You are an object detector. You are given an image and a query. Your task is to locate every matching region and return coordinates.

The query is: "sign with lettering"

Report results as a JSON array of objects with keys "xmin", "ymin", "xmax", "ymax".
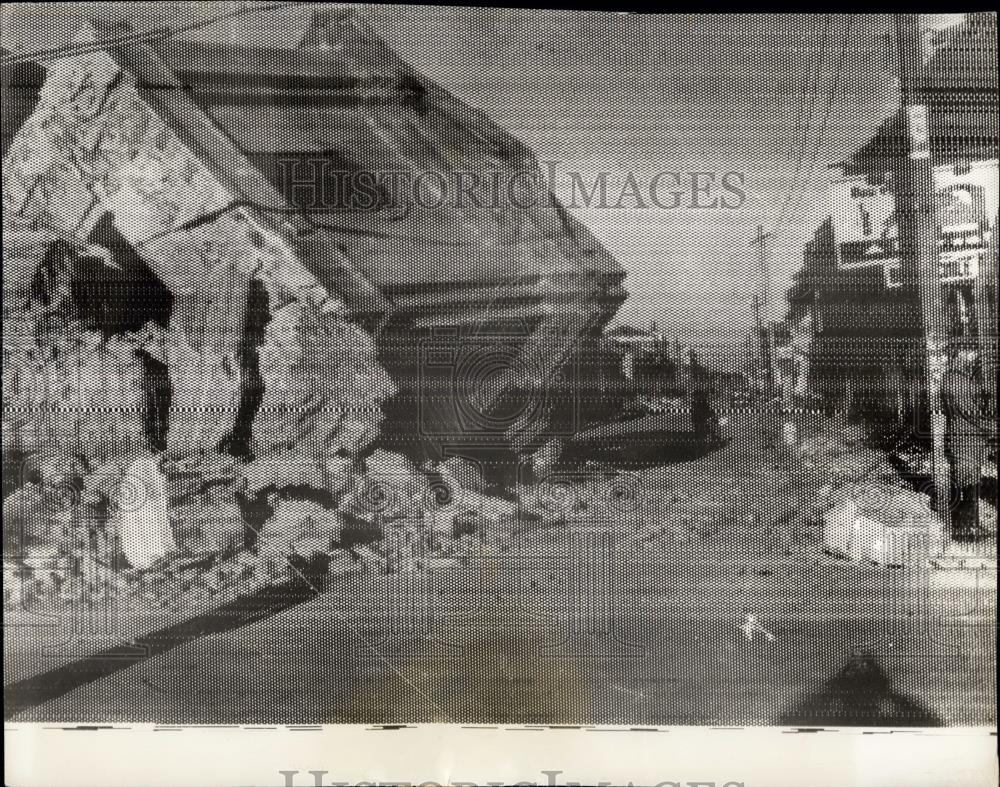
[
  {"xmin": 829, "ymin": 173, "xmax": 899, "ymax": 268},
  {"xmin": 935, "ymin": 159, "xmax": 998, "ymax": 281},
  {"xmin": 830, "ymin": 158, "xmax": 998, "ymax": 283}
]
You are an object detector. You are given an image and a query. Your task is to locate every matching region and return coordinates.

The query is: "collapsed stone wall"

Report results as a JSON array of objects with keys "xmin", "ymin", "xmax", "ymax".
[
  {"xmin": 2, "ymin": 44, "xmax": 537, "ymax": 613},
  {"xmin": 2, "ymin": 47, "xmax": 403, "ymax": 602}
]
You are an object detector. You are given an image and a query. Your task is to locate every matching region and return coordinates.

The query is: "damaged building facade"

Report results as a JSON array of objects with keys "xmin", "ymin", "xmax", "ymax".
[
  {"xmin": 787, "ymin": 13, "xmax": 998, "ymax": 425},
  {"xmin": 2, "ymin": 12, "xmax": 626, "ymax": 590},
  {"xmin": 782, "ymin": 13, "xmax": 998, "ymax": 547}
]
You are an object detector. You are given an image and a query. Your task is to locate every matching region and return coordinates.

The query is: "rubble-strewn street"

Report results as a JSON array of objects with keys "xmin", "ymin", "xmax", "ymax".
[{"xmin": 5, "ymin": 411, "xmax": 994, "ymax": 725}]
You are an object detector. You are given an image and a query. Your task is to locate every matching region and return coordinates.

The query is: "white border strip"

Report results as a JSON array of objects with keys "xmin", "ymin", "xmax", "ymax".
[{"xmin": 4, "ymin": 723, "xmax": 997, "ymax": 787}]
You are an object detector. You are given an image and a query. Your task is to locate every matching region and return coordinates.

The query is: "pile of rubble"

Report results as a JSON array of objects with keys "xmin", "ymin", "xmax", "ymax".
[
  {"xmin": 0, "ymin": 221, "xmax": 532, "ymax": 612},
  {"xmin": 2, "ymin": 445, "xmax": 524, "ymax": 614},
  {"xmin": 0, "ymin": 228, "xmax": 389, "ymax": 610},
  {"xmin": 796, "ymin": 424, "xmax": 897, "ymax": 485},
  {"xmin": 3, "ymin": 348, "xmax": 527, "ymax": 611},
  {"xmin": 821, "ymin": 481, "xmax": 936, "ymax": 566},
  {"xmin": 624, "ymin": 473, "xmax": 735, "ymax": 547},
  {"xmin": 2, "ymin": 323, "xmax": 523, "ymax": 612},
  {"xmin": 0, "ymin": 29, "xmax": 549, "ymax": 616},
  {"xmin": 790, "ymin": 423, "xmax": 946, "ymax": 566}
]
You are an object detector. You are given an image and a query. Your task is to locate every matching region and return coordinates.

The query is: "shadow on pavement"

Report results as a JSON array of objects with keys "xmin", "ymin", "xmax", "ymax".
[
  {"xmin": 4, "ymin": 577, "xmax": 321, "ymax": 720},
  {"xmin": 779, "ymin": 655, "xmax": 944, "ymax": 727}
]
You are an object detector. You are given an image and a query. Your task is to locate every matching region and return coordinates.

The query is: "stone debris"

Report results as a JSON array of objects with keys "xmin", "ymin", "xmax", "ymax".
[
  {"xmin": 439, "ymin": 456, "xmax": 487, "ymax": 495},
  {"xmin": 788, "ymin": 424, "xmax": 944, "ymax": 566},
  {"xmin": 528, "ymin": 439, "xmax": 564, "ymax": 483},
  {"xmin": 0, "ymin": 40, "xmax": 409, "ymax": 612},
  {"xmin": 258, "ymin": 497, "xmax": 345, "ymax": 560},
  {"xmin": 823, "ymin": 483, "xmax": 936, "ymax": 566},
  {"xmin": 113, "ymin": 454, "xmax": 177, "ymax": 570},
  {"xmin": 2, "ymin": 441, "xmax": 524, "ymax": 612},
  {"xmin": 2, "ymin": 482, "xmax": 50, "ymax": 556},
  {"xmin": 358, "ymin": 448, "xmax": 426, "ymax": 518},
  {"xmin": 797, "ymin": 430, "xmax": 894, "ymax": 483}
]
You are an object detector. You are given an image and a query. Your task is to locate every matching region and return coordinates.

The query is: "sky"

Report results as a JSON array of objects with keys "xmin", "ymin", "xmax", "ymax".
[{"xmin": 1, "ymin": 4, "xmax": 903, "ymax": 353}]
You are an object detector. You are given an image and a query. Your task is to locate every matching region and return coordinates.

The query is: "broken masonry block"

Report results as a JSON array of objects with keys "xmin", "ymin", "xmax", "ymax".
[{"xmin": 111, "ymin": 454, "xmax": 177, "ymax": 570}]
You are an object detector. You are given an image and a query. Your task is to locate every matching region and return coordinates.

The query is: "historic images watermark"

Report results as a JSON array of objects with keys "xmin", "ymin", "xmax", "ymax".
[
  {"xmin": 274, "ymin": 159, "xmax": 747, "ymax": 213},
  {"xmin": 277, "ymin": 772, "xmax": 746, "ymax": 787}
]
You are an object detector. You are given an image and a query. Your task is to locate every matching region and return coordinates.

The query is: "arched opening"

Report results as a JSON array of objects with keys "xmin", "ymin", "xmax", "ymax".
[{"xmin": 29, "ymin": 212, "xmax": 175, "ymax": 451}]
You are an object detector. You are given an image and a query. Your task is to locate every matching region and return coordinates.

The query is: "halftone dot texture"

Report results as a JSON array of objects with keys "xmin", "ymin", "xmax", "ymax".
[{"xmin": 2, "ymin": 5, "xmax": 996, "ymax": 728}]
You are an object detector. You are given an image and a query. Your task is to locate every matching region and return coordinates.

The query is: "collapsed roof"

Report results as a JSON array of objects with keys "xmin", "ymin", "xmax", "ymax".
[
  {"xmin": 3, "ymin": 9, "xmax": 628, "ymax": 456},
  {"xmin": 143, "ymin": 9, "xmax": 626, "ymax": 330}
]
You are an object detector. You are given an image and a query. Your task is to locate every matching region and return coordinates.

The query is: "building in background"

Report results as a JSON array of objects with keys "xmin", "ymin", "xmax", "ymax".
[
  {"xmin": 605, "ymin": 323, "xmax": 737, "ymax": 411},
  {"xmin": 787, "ymin": 13, "xmax": 998, "ymax": 436}
]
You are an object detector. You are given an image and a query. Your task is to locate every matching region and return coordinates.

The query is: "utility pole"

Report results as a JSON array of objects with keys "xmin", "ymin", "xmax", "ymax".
[
  {"xmin": 894, "ymin": 13, "xmax": 951, "ymax": 552},
  {"xmin": 750, "ymin": 293, "xmax": 762, "ymax": 400},
  {"xmin": 976, "ymin": 219, "xmax": 998, "ymax": 410},
  {"xmin": 750, "ymin": 225, "xmax": 776, "ymax": 402}
]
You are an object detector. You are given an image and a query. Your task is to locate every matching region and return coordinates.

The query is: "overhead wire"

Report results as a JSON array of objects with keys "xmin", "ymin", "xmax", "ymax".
[
  {"xmin": 0, "ymin": 2, "xmax": 310, "ymax": 66},
  {"xmin": 785, "ymin": 15, "xmax": 856, "ymax": 227},
  {"xmin": 771, "ymin": 13, "xmax": 832, "ymax": 235},
  {"xmin": 766, "ymin": 15, "xmax": 854, "ymax": 327}
]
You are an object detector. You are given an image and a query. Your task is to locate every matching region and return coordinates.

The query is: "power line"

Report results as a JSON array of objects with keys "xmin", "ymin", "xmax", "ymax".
[
  {"xmin": 771, "ymin": 13, "xmax": 832, "ymax": 235},
  {"xmin": 727, "ymin": 21, "xmax": 823, "ymax": 337},
  {"xmin": 784, "ymin": 15, "xmax": 819, "ymax": 165},
  {"xmin": 764, "ymin": 14, "xmax": 855, "ymax": 336},
  {"xmin": 773, "ymin": 13, "xmax": 830, "ymax": 232},
  {"xmin": 785, "ymin": 15, "xmax": 855, "ymax": 227},
  {"xmin": 0, "ymin": 2, "xmax": 309, "ymax": 67}
]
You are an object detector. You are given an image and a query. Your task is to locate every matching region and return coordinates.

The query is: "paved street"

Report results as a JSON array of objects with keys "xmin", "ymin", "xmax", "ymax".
[{"xmin": 4, "ymin": 414, "xmax": 996, "ymax": 726}]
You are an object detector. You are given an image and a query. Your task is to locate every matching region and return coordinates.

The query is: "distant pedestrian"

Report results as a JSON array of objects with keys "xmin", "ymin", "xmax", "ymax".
[{"xmin": 691, "ymin": 390, "xmax": 720, "ymax": 444}]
